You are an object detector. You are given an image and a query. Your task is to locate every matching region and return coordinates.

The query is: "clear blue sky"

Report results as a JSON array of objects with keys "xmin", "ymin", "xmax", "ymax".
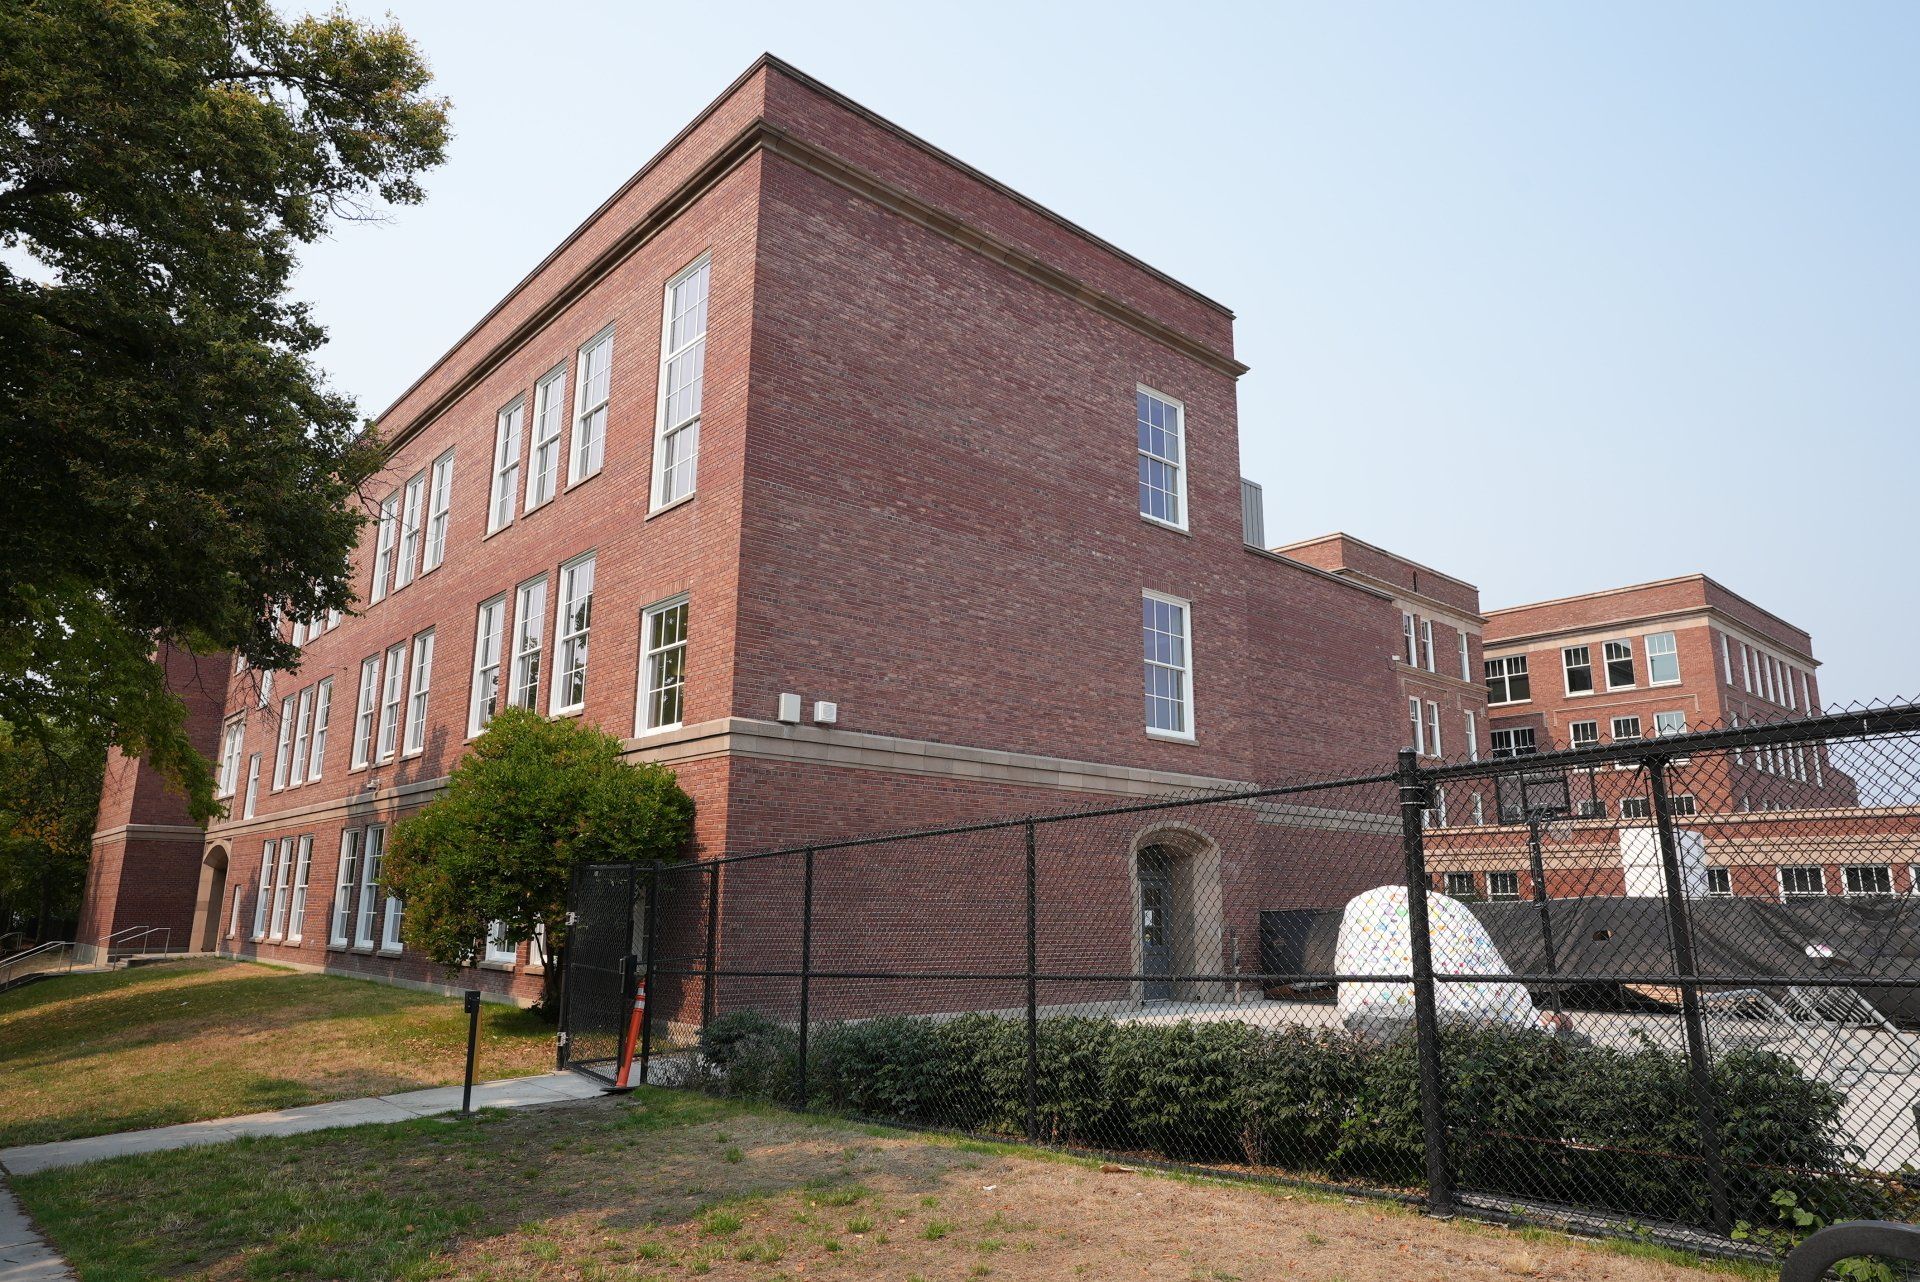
[{"xmin": 296, "ymin": 1, "xmax": 1918, "ymax": 706}]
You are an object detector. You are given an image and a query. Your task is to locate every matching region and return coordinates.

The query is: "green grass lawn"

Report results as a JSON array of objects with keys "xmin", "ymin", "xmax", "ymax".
[
  {"xmin": 0, "ymin": 959, "xmax": 554, "ymax": 1147},
  {"xmin": 9, "ymin": 1088, "xmax": 1755, "ymax": 1282}
]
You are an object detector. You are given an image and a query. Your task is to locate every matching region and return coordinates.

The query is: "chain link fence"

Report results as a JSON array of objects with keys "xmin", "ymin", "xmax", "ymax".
[{"xmin": 564, "ymin": 701, "xmax": 1920, "ymax": 1256}]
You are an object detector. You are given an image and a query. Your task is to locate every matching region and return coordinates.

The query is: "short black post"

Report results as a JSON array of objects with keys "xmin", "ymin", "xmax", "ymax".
[
  {"xmin": 460, "ymin": 988, "xmax": 482, "ymax": 1116},
  {"xmin": 796, "ymin": 847, "xmax": 814, "ymax": 1111},
  {"xmin": 1024, "ymin": 820, "xmax": 1039, "ymax": 1143},
  {"xmin": 638, "ymin": 861, "xmax": 661, "ymax": 1086},
  {"xmin": 1647, "ymin": 756, "xmax": 1733, "ymax": 1235},
  {"xmin": 1396, "ymin": 748, "xmax": 1454, "ymax": 1217}
]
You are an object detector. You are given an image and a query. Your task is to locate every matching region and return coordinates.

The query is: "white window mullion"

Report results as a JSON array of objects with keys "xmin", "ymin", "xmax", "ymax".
[
  {"xmin": 654, "ymin": 259, "xmax": 710, "ymax": 508},
  {"xmin": 251, "ymin": 840, "xmax": 274, "ymax": 940},
  {"xmin": 404, "ymin": 628, "xmax": 435, "ymax": 755},
  {"xmin": 355, "ymin": 826, "xmax": 385, "ymax": 949},
  {"xmin": 268, "ymin": 837, "xmax": 294, "ymax": 939},
  {"xmin": 470, "ymin": 595, "xmax": 506, "ymax": 735}
]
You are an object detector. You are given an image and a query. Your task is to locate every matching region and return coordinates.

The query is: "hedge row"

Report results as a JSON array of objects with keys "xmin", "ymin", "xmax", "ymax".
[{"xmin": 698, "ymin": 1010, "xmax": 1890, "ymax": 1228}]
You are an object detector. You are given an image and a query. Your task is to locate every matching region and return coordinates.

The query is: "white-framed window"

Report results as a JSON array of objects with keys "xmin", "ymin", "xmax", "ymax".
[
  {"xmin": 1562, "ymin": 645, "xmax": 1594, "ymax": 695},
  {"xmin": 1464, "ymin": 710, "xmax": 1478, "ymax": 761},
  {"xmin": 326, "ymin": 607, "xmax": 341, "ymax": 631},
  {"xmin": 1779, "ymin": 865, "xmax": 1826, "ymax": 898},
  {"xmin": 1670, "ymin": 793, "xmax": 1698, "ymax": 815},
  {"xmin": 1485, "ymin": 655, "xmax": 1529, "ymax": 704},
  {"xmin": 330, "ymin": 830, "xmax": 360, "ymax": 948},
  {"xmin": 242, "ymin": 753, "xmax": 261, "ymax": 820},
  {"xmin": 527, "ymin": 363, "xmax": 568, "ymax": 509},
  {"xmin": 1426, "ymin": 701, "xmax": 1442, "ymax": 758},
  {"xmin": 654, "ymin": 260, "xmax": 709, "ymax": 507},
  {"xmin": 271, "ymin": 695, "xmax": 295, "ymax": 790},
  {"xmin": 1487, "ymin": 871, "xmax": 1520, "ymax": 901},
  {"xmin": 380, "ymin": 887, "xmax": 404, "ymax": 954},
  {"xmin": 552, "ymin": 553, "xmax": 596, "ymax": 713},
  {"xmin": 228, "ymin": 883, "xmax": 246, "ymax": 940},
  {"xmin": 1142, "ymin": 590, "xmax": 1194, "ymax": 740},
  {"xmin": 351, "ymin": 655, "xmax": 380, "ymax": 769},
  {"xmin": 395, "ymin": 471, "xmax": 426, "ymax": 590},
  {"xmin": 1621, "ymin": 796, "xmax": 1651, "ymax": 819},
  {"xmin": 574, "ymin": 325, "xmax": 615, "ymax": 486},
  {"xmin": 1408, "ymin": 696, "xmax": 1425, "ymax": 755},
  {"xmin": 291, "ymin": 618, "xmax": 306, "ymax": 648},
  {"xmin": 1706, "ymin": 867, "xmax": 1732, "ymax": 897},
  {"xmin": 256, "ymin": 668, "xmax": 273, "ymax": 709},
  {"xmin": 1604, "ymin": 639, "xmax": 1635, "ymax": 689},
  {"xmin": 470, "ymin": 594, "xmax": 506, "ymax": 735},
  {"xmin": 1443, "ymin": 872, "xmax": 1478, "ymax": 899},
  {"xmin": 1845, "ymin": 865, "xmax": 1893, "ymax": 897},
  {"xmin": 370, "ymin": 491, "xmax": 400, "ymax": 604},
  {"xmin": 1420, "ymin": 620, "xmax": 1435, "ymax": 673},
  {"xmin": 1611, "ymin": 716, "xmax": 1643, "ymax": 742},
  {"xmin": 1458, "ymin": 632, "xmax": 1471, "ymax": 682},
  {"xmin": 1718, "ymin": 632, "xmax": 1732, "ymax": 685},
  {"xmin": 307, "ymin": 678, "xmax": 331, "ymax": 781},
  {"xmin": 1740, "ymin": 644, "xmax": 1753, "ymax": 693},
  {"xmin": 251, "ymin": 840, "xmax": 274, "ymax": 940},
  {"xmin": 1647, "ymin": 631, "xmax": 1680, "ymax": 685},
  {"xmin": 403, "ymin": 629, "xmax": 435, "ymax": 755},
  {"xmin": 1654, "ymin": 710, "xmax": 1687, "ymax": 738},
  {"xmin": 269, "ymin": 837, "xmax": 295, "ymax": 939},
  {"xmin": 1402, "ymin": 612, "xmax": 1417, "ymax": 665},
  {"xmin": 424, "ymin": 449, "xmax": 455, "ymax": 572},
  {"xmin": 1577, "ymin": 799, "xmax": 1606, "ymax": 819},
  {"xmin": 638, "ymin": 596, "xmax": 690, "ymax": 733},
  {"xmin": 217, "ymin": 717, "xmax": 246, "ymax": 798},
  {"xmin": 1135, "ymin": 386, "xmax": 1186, "ymax": 530},
  {"xmin": 1570, "ymin": 719, "xmax": 1599, "ymax": 749},
  {"xmin": 287, "ymin": 836, "xmax": 312, "ymax": 943},
  {"xmin": 376, "ymin": 640, "xmax": 408, "ymax": 761},
  {"xmin": 490, "ymin": 396, "xmax": 524, "ymax": 533},
  {"xmin": 1490, "ymin": 727, "xmax": 1536, "ymax": 759},
  {"xmin": 355, "ymin": 826, "xmax": 385, "ymax": 948},
  {"xmin": 289, "ymin": 686, "xmax": 314, "ymax": 786},
  {"xmin": 1471, "ymin": 793, "xmax": 1485, "ymax": 825},
  {"xmin": 510, "ymin": 577, "xmax": 547, "ymax": 711},
  {"xmin": 484, "ymin": 921, "xmax": 519, "ymax": 967},
  {"xmin": 1422, "ymin": 785, "xmax": 1447, "ymax": 829},
  {"xmin": 1797, "ymin": 669, "xmax": 1811, "ymax": 713}
]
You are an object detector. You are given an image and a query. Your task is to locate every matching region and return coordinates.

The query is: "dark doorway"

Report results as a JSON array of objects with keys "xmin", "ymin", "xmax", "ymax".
[{"xmin": 1139, "ymin": 847, "xmax": 1175, "ymax": 1001}]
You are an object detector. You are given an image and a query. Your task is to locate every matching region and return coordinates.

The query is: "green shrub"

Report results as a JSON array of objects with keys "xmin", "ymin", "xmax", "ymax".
[
  {"xmin": 701, "ymin": 1008, "xmax": 1866, "ymax": 1230},
  {"xmin": 1103, "ymin": 1020, "xmax": 1256, "ymax": 1161}
]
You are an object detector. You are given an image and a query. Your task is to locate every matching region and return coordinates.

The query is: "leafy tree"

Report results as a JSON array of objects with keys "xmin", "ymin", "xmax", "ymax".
[
  {"xmin": 0, "ymin": 0, "xmax": 451, "ymax": 821},
  {"xmin": 0, "ymin": 718, "xmax": 104, "ymax": 942},
  {"xmin": 384, "ymin": 708, "xmax": 696, "ymax": 1009}
]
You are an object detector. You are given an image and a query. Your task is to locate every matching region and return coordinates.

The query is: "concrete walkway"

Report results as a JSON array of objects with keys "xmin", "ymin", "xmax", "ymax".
[
  {"xmin": 0, "ymin": 1070, "xmax": 603, "ymax": 1178},
  {"xmin": 1, "ymin": 1183, "xmax": 71, "ymax": 1282}
]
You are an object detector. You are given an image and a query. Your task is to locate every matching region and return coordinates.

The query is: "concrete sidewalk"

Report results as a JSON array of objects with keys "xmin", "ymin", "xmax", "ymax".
[{"xmin": 0, "ymin": 1070, "xmax": 604, "ymax": 1178}]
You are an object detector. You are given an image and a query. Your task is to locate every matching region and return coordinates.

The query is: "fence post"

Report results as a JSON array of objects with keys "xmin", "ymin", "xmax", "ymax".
[
  {"xmin": 797, "ymin": 846, "xmax": 814, "ymax": 1112},
  {"xmin": 638, "ymin": 860, "xmax": 661, "ymax": 1086},
  {"xmin": 1396, "ymin": 747, "xmax": 1454, "ymax": 1217},
  {"xmin": 703, "ymin": 860, "xmax": 721, "ymax": 1031},
  {"xmin": 1024, "ymin": 820, "xmax": 1039, "ymax": 1143},
  {"xmin": 1647, "ymin": 756, "xmax": 1733, "ymax": 1235}
]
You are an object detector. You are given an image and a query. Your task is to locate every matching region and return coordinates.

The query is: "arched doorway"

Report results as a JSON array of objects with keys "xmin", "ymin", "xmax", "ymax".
[
  {"xmin": 191, "ymin": 846, "xmax": 229, "ymax": 952},
  {"xmin": 1129, "ymin": 825, "xmax": 1223, "ymax": 1006}
]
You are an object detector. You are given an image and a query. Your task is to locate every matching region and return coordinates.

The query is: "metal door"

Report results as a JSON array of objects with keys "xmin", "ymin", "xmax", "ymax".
[{"xmin": 1140, "ymin": 850, "xmax": 1174, "ymax": 1001}]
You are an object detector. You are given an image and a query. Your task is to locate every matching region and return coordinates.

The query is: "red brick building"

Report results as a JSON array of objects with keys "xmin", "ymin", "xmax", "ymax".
[{"xmin": 79, "ymin": 57, "xmax": 1417, "ymax": 1000}]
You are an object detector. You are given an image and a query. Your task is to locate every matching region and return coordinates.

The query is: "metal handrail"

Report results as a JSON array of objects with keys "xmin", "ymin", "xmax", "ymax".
[
  {"xmin": 1780, "ymin": 1220, "xmax": 1920, "ymax": 1282},
  {"xmin": 104, "ymin": 926, "xmax": 172, "ymax": 958},
  {"xmin": 0, "ymin": 940, "xmax": 77, "ymax": 989}
]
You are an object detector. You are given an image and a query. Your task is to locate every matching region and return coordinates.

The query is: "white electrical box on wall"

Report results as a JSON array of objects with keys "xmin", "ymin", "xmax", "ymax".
[
  {"xmin": 813, "ymin": 701, "xmax": 838, "ymax": 725},
  {"xmin": 777, "ymin": 692, "xmax": 802, "ymax": 723}
]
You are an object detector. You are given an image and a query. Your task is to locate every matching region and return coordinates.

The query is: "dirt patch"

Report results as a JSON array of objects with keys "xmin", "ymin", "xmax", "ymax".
[{"xmin": 15, "ymin": 1086, "xmax": 1750, "ymax": 1282}]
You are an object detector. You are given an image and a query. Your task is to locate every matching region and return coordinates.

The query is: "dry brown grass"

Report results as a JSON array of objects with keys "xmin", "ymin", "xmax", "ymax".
[
  {"xmin": 14, "ymin": 1088, "xmax": 1758, "ymax": 1281},
  {"xmin": 0, "ymin": 958, "xmax": 553, "ymax": 1146}
]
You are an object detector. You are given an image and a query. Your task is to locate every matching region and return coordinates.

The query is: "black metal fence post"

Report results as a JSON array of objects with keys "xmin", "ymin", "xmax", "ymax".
[
  {"xmin": 1646, "ymin": 756, "xmax": 1733, "ymax": 1235},
  {"xmin": 703, "ymin": 860, "xmax": 721, "ymax": 1030},
  {"xmin": 1024, "ymin": 820, "xmax": 1039, "ymax": 1143},
  {"xmin": 460, "ymin": 988, "xmax": 481, "ymax": 1115},
  {"xmin": 1397, "ymin": 747, "xmax": 1454, "ymax": 1217},
  {"xmin": 797, "ymin": 846, "xmax": 814, "ymax": 1111},
  {"xmin": 638, "ymin": 860, "xmax": 661, "ymax": 1086}
]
